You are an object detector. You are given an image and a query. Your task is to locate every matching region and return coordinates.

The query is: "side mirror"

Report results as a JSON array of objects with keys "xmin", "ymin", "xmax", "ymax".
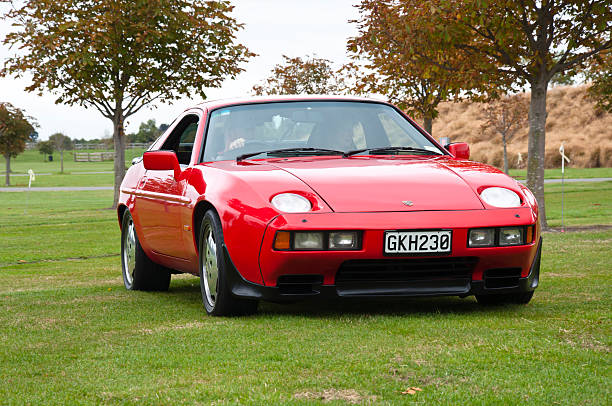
[
  {"xmin": 445, "ymin": 142, "xmax": 470, "ymax": 160},
  {"xmin": 143, "ymin": 150, "xmax": 181, "ymax": 179}
]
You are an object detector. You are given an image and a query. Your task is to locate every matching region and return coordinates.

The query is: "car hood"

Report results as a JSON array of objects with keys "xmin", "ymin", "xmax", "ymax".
[{"xmin": 265, "ymin": 156, "xmax": 489, "ymax": 212}]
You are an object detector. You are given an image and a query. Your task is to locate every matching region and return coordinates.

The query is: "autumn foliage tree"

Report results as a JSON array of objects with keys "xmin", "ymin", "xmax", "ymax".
[
  {"xmin": 2, "ymin": 0, "xmax": 253, "ymax": 207},
  {"xmin": 253, "ymin": 55, "xmax": 348, "ymax": 96},
  {"xmin": 481, "ymin": 95, "xmax": 529, "ymax": 175},
  {"xmin": 347, "ymin": 0, "xmax": 506, "ymax": 134},
  {"xmin": 0, "ymin": 103, "xmax": 36, "ymax": 186},
  {"xmin": 376, "ymin": 0, "xmax": 611, "ymax": 229},
  {"xmin": 586, "ymin": 50, "xmax": 612, "ymax": 113}
]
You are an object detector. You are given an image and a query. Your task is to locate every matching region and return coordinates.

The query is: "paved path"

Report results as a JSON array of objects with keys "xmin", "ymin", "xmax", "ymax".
[
  {"xmin": 7, "ymin": 171, "xmax": 113, "ymax": 176},
  {"xmin": 1, "ymin": 178, "xmax": 611, "ymax": 192}
]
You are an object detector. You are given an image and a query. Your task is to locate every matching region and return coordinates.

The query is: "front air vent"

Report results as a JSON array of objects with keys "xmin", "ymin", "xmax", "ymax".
[{"xmin": 483, "ymin": 268, "xmax": 521, "ymax": 289}]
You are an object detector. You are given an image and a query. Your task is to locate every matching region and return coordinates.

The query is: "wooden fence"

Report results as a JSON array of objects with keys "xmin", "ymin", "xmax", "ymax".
[{"xmin": 74, "ymin": 152, "xmax": 115, "ymax": 162}]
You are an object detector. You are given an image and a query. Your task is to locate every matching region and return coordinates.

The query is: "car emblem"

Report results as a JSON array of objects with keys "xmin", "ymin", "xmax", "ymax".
[{"xmin": 402, "ymin": 200, "xmax": 414, "ymax": 206}]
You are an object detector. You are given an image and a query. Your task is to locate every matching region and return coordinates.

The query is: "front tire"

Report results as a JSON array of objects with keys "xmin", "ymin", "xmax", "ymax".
[
  {"xmin": 198, "ymin": 210, "xmax": 257, "ymax": 316},
  {"xmin": 476, "ymin": 291, "xmax": 534, "ymax": 305},
  {"xmin": 121, "ymin": 210, "xmax": 171, "ymax": 291}
]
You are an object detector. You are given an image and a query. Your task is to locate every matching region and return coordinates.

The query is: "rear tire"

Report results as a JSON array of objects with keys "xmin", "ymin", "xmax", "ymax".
[
  {"xmin": 121, "ymin": 210, "xmax": 171, "ymax": 291},
  {"xmin": 198, "ymin": 210, "xmax": 258, "ymax": 316},
  {"xmin": 476, "ymin": 291, "xmax": 534, "ymax": 305}
]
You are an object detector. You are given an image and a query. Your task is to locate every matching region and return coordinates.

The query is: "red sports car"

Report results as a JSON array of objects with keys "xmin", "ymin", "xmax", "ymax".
[{"xmin": 118, "ymin": 96, "xmax": 541, "ymax": 316}]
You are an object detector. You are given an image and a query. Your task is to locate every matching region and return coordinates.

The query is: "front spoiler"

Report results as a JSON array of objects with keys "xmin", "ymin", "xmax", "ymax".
[{"xmin": 223, "ymin": 237, "xmax": 542, "ymax": 302}]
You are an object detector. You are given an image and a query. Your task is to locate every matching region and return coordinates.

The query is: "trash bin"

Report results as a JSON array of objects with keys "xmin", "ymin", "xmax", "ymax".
[{"xmin": 48, "ymin": 155, "xmax": 53, "ymax": 162}]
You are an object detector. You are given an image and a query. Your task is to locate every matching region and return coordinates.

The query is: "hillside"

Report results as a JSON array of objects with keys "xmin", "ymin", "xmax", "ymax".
[{"xmin": 432, "ymin": 85, "xmax": 612, "ymax": 169}]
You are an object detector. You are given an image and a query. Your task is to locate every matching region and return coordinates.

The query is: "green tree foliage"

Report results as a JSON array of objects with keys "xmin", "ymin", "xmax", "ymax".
[
  {"xmin": 253, "ymin": 55, "xmax": 348, "ymax": 96},
  {"xmin": 2, "ymin": 0, "xmax": 254, "ymax": 207},
  {"xmin": 49, "ymin": 132, "xmax": 73, "ymax": 173},
  {"xmin": 0, "ymin": 103, "xmax": 36, "ymax": 186},
  {"xmin": 37, "ymin": 140, "xmax": 55, "ymax": 161},
  {"xmin": 127, "ymin": 119, "xmax": 162, "ymax": 144},
  {"xmin": 347, "ymin": 0, "xmax": 504, "ymax": 134},
  {"xmin": 387, "ymin": 0, "xmax": 611, "ymax": 228}
]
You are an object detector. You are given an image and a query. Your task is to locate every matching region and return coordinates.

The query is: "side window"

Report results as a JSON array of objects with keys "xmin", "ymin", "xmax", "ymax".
[{"xmin": 160, "ymin": 114, "xmax": 199, "ymax": 165}]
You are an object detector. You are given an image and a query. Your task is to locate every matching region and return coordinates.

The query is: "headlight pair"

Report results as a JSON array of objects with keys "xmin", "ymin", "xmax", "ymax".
[
  {"xmin": 274, "ymin": 231, "xmax": 361, "ymax": 251},
  {"xmin": 468, "ymin": 225, "xmax": 535, "ymax": 247}
]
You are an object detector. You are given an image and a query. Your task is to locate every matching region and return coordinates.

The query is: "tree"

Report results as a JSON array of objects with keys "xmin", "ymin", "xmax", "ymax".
[
  {"xmin": 586, "ymin": 50, "xmax": 612, "ymax": 113},
  {"xmin": 49, "ymin": 132, "xmax": 73, "ymax": 173},
  {"xmin": 394, "ymin": 0, "xmax": 611, "ymax": 229},
  {"xmin": 131, "ymin": 119, "xmax": 161, "ymax": 144},
  {"xmin": 253, "ymin": 55, "xmax": 347, "ymax": 96},
  {"xmin": 347, "ymin": 1, "xmax": 506, "ymax": 134},
  {"xmin": 37, "ymin": 140, "xmax": 55, "ymax": 161},
  {"xmin": 0, "ymin": 103, "xmax": 36, "ymax": 186},
  {"xmin": 481, "ymin": 95, "xmax": 529, "ymax": 174},
  {"xmin": 2, "ymin": 0, "xmax": 254, "ymax": 207}
]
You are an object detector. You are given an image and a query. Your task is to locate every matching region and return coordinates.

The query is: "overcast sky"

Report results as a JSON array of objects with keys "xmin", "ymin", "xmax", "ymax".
[{"xmin": 0, "ymin": 1, "xmax": 361, "ymax": 140}]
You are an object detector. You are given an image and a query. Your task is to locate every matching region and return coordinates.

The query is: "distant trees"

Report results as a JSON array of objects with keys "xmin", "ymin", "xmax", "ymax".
[
  {"xmin": 481, "ymin": 96, "xmax": 529, "ymax": 175},
  {"xmin": 359, "ymin": 0, "xmax": 611, "ymax": 229},
  {"xmin": 37, "ymin": 140, "xmax": 54, "ymax": 161},
  {"xmin": 49, "ymin": 133, "xmax": 73, "ymax": 173},
  {"xmin": 253, "ymin": 55, "xmax": 348, "ymax": 96},
  {"xmin": 127, "ymin": 119, "xmax": 163, "ymax": 144},
  {"xmin": 0, "ymin": 103, "xmax": 36, "ymax": 186},
  {"xmin": 2, "ymin": 0, "xmax": 254, "ymax": 207}
]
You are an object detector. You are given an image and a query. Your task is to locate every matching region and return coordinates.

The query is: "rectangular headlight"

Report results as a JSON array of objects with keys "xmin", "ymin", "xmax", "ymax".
[
  {"xmin": 293, "ymin": 232, "xmax": 324, "ymax": 250},
  {"xmin": 468, "ymin": 228, "xmax": 495, "ymax": 247},
  {"xmin": 329, "ymin": 231, "xmax": 358, "ymax": 250},
  {"xmin": 499, "ymin": 227, "xmax": 523, "ymax": 246}
]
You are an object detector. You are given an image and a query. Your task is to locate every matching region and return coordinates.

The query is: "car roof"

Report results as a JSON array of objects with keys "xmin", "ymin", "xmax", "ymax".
[{"xmin": 193, "ymin": 94, "xmax": 390, "ymax": 111}]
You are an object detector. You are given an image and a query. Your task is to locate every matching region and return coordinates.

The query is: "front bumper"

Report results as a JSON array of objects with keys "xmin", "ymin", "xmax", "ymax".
[
  {"xmin": 223, "ymin": 237, "xmax": 541, "ymax": 302},
  {"xmin": 226, "ymin": 208, "xmax": 541, "ymax": 302}
]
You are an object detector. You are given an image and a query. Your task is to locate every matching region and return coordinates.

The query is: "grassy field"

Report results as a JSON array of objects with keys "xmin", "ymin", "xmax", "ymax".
[
  {"xmin": 508, "ymin": 167, "xmax": 612, "ymax": 180},
  {"xmin": 3, "ymin": 149, "xmax": 145, "ymax": 187},
  {"xmin": 0, "ymin": 182, "xmax": 610, "ymax": 404}
]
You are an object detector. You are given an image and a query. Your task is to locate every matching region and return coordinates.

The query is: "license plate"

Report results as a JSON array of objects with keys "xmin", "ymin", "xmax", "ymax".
[{"xmin": 384, "ymin": 230, "xmax": 452, "ymax": 254}]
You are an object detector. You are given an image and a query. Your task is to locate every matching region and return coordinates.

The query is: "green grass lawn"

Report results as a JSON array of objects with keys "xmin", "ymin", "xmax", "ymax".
[
  {"xmin": 509, "ymin": 167, "xmax": 612, "ymax": 179},
  {"xmin": 0, "ymin": 186, "xmax": 610, "ymax": 404}
]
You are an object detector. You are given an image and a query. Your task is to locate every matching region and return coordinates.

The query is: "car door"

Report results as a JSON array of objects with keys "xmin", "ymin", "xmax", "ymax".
[{"xmin": 135, "ymin": 113, "xmax": 200, "ymax": 260}]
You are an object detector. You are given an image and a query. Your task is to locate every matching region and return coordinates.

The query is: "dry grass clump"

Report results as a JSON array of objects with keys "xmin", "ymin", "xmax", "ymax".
[{"xmin": 432, "ymin": 85, "xmax": 612, "ymax": 169}]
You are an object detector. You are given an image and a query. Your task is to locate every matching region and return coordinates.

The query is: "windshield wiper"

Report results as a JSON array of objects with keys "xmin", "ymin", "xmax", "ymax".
[
  {"xmin": 237, "ymin": 147, "xmax": 345, "ymax": 162},
  {"xmin": 343, "ymin": 146, "xmax": 443, "ymax": 157}
]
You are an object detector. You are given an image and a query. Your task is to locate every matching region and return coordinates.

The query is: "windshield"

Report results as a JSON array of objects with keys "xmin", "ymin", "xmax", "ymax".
[{"xmin": 202, "ymin": 101, "xmax": 443, "ymax": 162}]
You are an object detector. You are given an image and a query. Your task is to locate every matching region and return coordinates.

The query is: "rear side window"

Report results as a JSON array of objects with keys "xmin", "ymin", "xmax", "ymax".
[{"xmin": 160, "ymin": 114, "xmax": 199, "ymax": 165}]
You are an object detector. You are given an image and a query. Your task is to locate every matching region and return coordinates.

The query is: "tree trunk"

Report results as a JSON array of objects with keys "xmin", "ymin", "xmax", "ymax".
[
  {"xmin": 526, "ymin": 79, "xmax": 548, "ymax": 229},
  {"xmin": 112, "ymin": 110, "xmax": 127, "ymax": 209},
  {"xmin": 502, "ymin": 134, "xmax": 509, "ymax": 175},
  {"xmin": 423, "ymin": 116, "xmax": 433, "ymax": 135},
  {"xmin": 4, "ymin": 154, "xmax": 10, "ymax": 186},
  {"xmin": 60, "ymin": 149, "xmax": 64, "ymax": 174}
]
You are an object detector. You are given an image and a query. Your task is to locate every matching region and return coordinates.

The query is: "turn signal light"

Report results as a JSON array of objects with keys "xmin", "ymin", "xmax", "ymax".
[
  {"xmin": 274, "ymin": 231, "xmax": 291, "ymax": 250},
  {"xmin": 526, "ymin": 225, "xmax": 534, "ymax": 243}
]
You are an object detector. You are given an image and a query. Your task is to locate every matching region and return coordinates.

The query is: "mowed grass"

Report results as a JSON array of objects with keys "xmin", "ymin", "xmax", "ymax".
[
  {"xmin": 509, "ymin": 167, "xmax": 612, "ymax": 180},
  {"xmin": 545, "ymin": 181, "xmax": 612, "ymax": 227},
  {"xmin": 0, "ymin": 187, "xmax": 610, "ymax": 404}
]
